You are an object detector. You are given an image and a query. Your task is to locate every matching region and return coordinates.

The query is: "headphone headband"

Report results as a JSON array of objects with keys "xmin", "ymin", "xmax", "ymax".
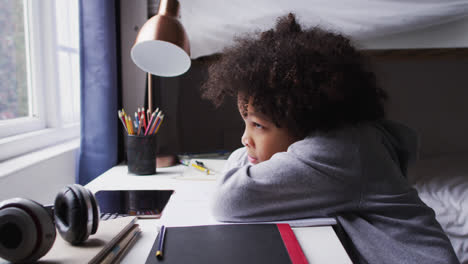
[{"xmin": 0, "ymin": 184, "xmax": 100, "ymax": 262}]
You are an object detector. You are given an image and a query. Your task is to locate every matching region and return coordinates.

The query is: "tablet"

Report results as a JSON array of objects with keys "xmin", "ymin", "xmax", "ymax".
[{"xmin": 94, "ymin": 190, "xmax": 174, "ymax": 219}]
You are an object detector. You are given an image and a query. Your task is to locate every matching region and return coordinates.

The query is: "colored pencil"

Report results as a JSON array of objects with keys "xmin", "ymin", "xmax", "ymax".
[
  {"xmin": 137, "ymin": 121, "xmax": 142, "ymax": 135},
  {"xmin": 145, "ymin": 112, "xmax": 156, "ymax": 135},
  {"xmin": 134, "ymin": 112, "xmax": 140, "ymax": 129},
  {"xmin": 149, "ymin": 112, "xmax": 162, "ymax": 134},
  {"xmin": 154, "ymin": 114, "xmax": 164, "ymax": 134},
  {"xmin": 146, "ymin": 109, "xmax": 151, "ymax": 125},
  {"xmin": 127, "ymin": 116, "xmax": 134, "ymax": 135},
  {"xmin": 118, "ymin": 110, "xmax": 127, "ymax": 132},
  {"xmin": 118, "ymin": 107, "xmax": 164, "ymax": 136}
]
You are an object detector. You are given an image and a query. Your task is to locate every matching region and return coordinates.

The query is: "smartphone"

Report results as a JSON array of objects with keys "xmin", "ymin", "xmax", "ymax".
[{"xmin": 94, "ymin": 190, "xmax": 173, "ymax": 219}]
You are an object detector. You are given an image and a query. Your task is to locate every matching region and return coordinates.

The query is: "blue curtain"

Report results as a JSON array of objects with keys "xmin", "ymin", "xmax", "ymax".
[{"xmin": 77, "ymin": 0, "xmax": 119, "ymax": 185}]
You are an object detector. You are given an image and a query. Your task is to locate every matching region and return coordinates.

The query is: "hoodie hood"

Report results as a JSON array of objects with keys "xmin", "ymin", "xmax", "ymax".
[{"xmin": 374, "ymin": 120, "xmax": 419, "ymax": 175}]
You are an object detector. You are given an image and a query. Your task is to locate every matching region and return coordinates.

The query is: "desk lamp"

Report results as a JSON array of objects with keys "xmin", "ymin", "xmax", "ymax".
[{"xmin": 131, "ymin": 0, "xmax": 191, "ymax": 112}]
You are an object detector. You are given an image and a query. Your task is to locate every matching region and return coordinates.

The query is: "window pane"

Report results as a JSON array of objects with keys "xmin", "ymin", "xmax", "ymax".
[
  {"xmin": 0, "ymin": 1, "xmax": 29, "ymax": 120},
  {"xmin": 58, "ymin": 51, "xmax": 80, "ymax": 123},
  {"xmin": 55, "ymin": 0, "xmax": 80, "ymax": 124}
]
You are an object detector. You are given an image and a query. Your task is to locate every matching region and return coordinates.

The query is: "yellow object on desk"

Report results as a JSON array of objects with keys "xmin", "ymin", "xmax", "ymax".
[
  {"xmin": 176, "ymin": 159, "xmax": 225, "ymax": 181},
  {"xmin": 191, "ymin": 163, "xmax": 210, "ymax": 174}
]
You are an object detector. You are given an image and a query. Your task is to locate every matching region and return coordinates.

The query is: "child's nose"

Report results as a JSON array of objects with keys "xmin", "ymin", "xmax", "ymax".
[{"xmin": 241, "ymin": 131, "xmax": 253, "ymax": 148}]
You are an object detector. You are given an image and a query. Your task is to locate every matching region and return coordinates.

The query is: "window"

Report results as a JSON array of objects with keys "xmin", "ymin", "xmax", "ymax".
[{"xmin": 0, "ymin": 0, "xmax": 80, "ymax": 161}]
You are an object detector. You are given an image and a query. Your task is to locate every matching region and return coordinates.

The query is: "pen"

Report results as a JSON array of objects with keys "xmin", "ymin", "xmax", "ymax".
[
  {"xmin": 191, "ymin": 163, "xmax": 210, "ymax": 174},
  {"xmin": 156, "ymin": 225, "xmax": 166, "ymax": 260}
]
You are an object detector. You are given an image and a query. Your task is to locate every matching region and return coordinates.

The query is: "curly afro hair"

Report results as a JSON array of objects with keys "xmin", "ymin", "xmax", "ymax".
[{"xmin": 201, "ymin": 13, "xmax": 388, "ymax": 138}]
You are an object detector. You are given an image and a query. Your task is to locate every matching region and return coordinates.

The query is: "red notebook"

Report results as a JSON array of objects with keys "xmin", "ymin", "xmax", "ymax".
[{"xmin": 145, "ymin": 224, "xmax": 308, "ymax": 264}]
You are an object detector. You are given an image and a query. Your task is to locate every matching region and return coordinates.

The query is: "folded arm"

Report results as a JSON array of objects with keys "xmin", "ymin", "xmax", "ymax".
[{"xmin": 212, "ymin": 142, "xmax": 362, "ymax": 222}]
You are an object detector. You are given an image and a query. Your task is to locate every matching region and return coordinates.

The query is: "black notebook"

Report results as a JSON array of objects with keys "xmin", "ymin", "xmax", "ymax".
[{"xmin": 145, "ymin": 224, "xmax": 308, "ymax": 264}]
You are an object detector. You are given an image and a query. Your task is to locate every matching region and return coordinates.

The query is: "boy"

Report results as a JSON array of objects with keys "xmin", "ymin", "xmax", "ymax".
[{"xmin": 201, "ymin": 13, "xmax": 459, "ymax": 264}]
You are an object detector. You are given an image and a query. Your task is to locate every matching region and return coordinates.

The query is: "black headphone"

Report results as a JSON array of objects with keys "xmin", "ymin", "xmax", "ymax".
[{"xmin": 0, "ymin": 184, "xmax": 100, "ymax": 263}]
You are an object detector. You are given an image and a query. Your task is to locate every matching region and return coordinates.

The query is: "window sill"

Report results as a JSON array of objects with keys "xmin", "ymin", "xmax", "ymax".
[
  {"xmin": 0, "ymin": 125, "xmax": 80, "ymax": 162},
  {"xmin": 0, "ymin": 138, "xmax": 80, "ymax": 179}
]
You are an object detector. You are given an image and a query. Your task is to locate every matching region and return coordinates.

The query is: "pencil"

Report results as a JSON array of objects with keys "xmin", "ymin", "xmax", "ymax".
[
  {"xmin": 191, "ymin": 163, "xmax": 210, "ymax": 174},
  {"xmin": 137, "ymin": 117, "xmax": 143, "ymax": 135},
  {"xmin": 134, "ymin": 112, "xmax": 140, "ymax": 129},
  {"xmin": 121, "ymin": 109, "xmax": 127, "ymax": 121},
  {"xmin": 127, "ymin": 116, "xmax": 134, "ymax": 135},
  {"xmin": 141, "ymin": 112, "xmax": 147, "ymax": 132},
  {"xmin": 146, "ymin": 109, "xmax": 151, "ymax": 125},
  {"xmin": 124, "ymin": 115, "xmax": 130, "ymax": 132},
  {"xmin": 154, "ymin": 114, "xmax": 164, "ymax": 134},
  {"xmin": 156, "ymin": 225, "xmax": 166, "ymax": 259},
  {"xmin": 134, "ymin": 120, "xmax": 138, "ymax": 132},
  {"xmin": 118, "ymin": 111, "xmax": 127, "ymax": 132},
  {"xmin": 138, "ymin": 108, "xmax": 144, "ymax": 128},
  {"xmin": 145, "ymin": 112, "xmax": 156, "ymax": 135},
  {"xmin": 149, "ymin": 112, "xmax": 162, "ymax": 134}
]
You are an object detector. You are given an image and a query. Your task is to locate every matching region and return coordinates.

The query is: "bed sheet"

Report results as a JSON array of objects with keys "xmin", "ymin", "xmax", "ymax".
[{"xmin": 409, "ymin": 155, "xmax": 468, "ymax": 264}]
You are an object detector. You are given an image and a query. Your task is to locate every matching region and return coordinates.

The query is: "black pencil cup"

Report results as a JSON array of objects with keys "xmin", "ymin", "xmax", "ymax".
[{"xmin": 126, "ymin": 134, "xmax": 157, "ymax": 175}]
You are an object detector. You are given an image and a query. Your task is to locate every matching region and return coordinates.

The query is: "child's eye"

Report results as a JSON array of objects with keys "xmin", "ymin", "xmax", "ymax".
[{"xmin": 253, "ymin": 122, "xmax": 264, "ymax": 129}]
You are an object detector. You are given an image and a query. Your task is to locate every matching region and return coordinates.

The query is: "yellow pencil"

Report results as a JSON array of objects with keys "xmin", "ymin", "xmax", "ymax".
[
  {"xmin": 124, "ymin": 115, "xmax": 130, "ymax": 132},
  {"xmin": 191, "ymin": 163, "xmax": 210, "ymax": 174},
  {"xmin": 125, "ymin": 116, "xmax": 129, "ymax": 134},
  {"xmin": 127, "ymin": 116, "xmax": 134, "ymax": 135}
]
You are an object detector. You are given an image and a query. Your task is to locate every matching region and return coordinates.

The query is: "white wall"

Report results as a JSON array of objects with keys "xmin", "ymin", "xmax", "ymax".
[{"xmin": 0, "ymin": 140, "xmax": 78, "ymax": 204}]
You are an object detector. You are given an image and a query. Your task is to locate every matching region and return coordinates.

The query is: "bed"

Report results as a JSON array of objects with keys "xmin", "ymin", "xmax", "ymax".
[{"xmin": 409, "ymin": 155, "xmax": 468, "ymax": 264}]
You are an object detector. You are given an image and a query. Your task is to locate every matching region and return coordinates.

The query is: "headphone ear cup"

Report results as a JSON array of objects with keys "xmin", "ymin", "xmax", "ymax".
[
  {"xmin": 54, "ymin": 184, "xmax": 97, "ymax": 245},
  {"xmin": 0, "ymin": 198, "xmax": 56, "ymax": 263},
  {"xmin": 86, "ymin": 189, "xmax": 100, "ymax": 235},
  {"xmin": 54, "ymin": 185, "xmax": 87, "ymax": 244}
]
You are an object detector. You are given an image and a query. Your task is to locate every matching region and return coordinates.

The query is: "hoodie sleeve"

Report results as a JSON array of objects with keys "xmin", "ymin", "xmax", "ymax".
[{"xmin": 212, "ymin": 129, "xmax": 363, "ymax": 222}]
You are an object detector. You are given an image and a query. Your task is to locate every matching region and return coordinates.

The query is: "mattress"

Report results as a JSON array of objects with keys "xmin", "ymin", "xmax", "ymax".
[{"xmin": 408, "ymin": 155, "xmax": 468, "ymax": 264}]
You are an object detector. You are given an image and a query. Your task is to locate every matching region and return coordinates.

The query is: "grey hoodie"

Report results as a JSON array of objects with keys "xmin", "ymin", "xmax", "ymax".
[{"xmin": 212, "ymin": 120, "xmax": 459, "ymax": 264}]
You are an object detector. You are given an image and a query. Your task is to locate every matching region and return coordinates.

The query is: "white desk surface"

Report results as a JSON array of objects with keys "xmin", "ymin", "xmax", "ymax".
[{"xmin": 86, "ymin": 164, "xmax": 352, "ymax": 264}]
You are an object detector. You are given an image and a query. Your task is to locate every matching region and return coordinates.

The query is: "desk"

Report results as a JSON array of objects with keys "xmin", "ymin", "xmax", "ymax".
[{"xmin": 86, "ymin": 164, "xmax": 352, "ymax": 264}]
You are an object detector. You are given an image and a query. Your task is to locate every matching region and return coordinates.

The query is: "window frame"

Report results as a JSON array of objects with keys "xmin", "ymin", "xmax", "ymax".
[{"xmin": 0, "ymin": 0, "xmax": 80, "ymax": 162}]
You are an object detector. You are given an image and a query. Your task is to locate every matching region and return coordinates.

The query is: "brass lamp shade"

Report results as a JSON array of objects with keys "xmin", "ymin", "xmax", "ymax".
[{"xmin": 131, "ymin": 0, "xmax": 191, "ymax": 77}]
